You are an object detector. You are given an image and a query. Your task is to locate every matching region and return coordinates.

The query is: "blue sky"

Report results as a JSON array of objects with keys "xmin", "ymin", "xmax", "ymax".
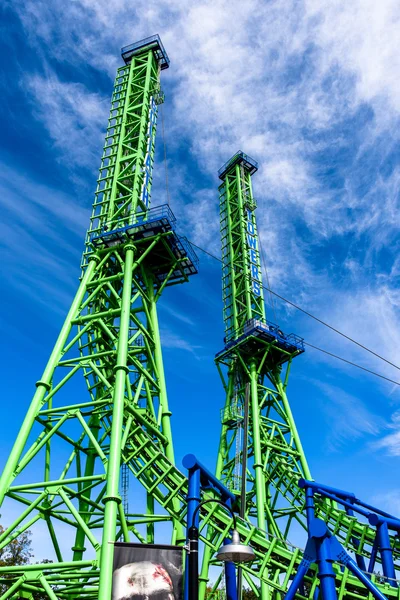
[{"xmin": 2, "ymin": 0, "xmax": 400, "ymax": 558}]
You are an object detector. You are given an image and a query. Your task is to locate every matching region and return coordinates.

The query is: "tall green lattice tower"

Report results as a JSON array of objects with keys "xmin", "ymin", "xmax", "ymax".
[
  {"xmin": 200, "ymin": 152, "xmax": 311, "ymax": 599},
  {"xmin": 3, "ymin": 39, "xmax": 400, "ymax": 600},
  {"xmin": 0, "ymin": 36, "xmax": 198, "ymax": 600}
]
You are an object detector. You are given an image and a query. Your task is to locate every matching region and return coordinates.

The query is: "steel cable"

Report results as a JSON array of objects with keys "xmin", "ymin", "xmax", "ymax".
[{"xmin": 189, "ymin": 240, "xmax": 400, "ymax": 385}]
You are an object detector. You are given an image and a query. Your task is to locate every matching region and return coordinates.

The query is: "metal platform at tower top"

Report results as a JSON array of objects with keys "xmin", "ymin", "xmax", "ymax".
[
  {"xmin": 216, "ymin": 318, "xmax": 305, "ymax": 365},
  {"xmin": 121, "ymin": 35, "xmax": 170, "ymax": 70},
  {"xmin": 90, "ymin": 204, "xmax": 199, "ymax": 284},
  {"xmin": 218, "ymin": 150, "xmax": 259, "ymax": 180},
  {"xmin": 90, "ymin": 204, "xmax": 177, "ymax": 246}
]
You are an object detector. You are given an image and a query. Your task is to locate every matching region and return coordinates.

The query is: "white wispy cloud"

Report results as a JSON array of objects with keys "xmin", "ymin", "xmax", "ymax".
[
  {"xmin": 25, "ymin": 73, "xmax": 108, "ymax": 170},
  {"xmin": 305, "ymin": 0, "xmax": 400, "ymax": 114},
  {"xmin": 7, "ymin": 0, "xmax": 400, "ymax": 447},
  {"xmin": 160, "ymin": 327, "xmax": 202, "ymax": 358},
  {"xmin": 309, "ymin": 285, "xmax": 400, "ymax": 390},
  {"xmin": 373, "ymin": 410, "xmax": 400, "ymax": 456},
  {"xmin": 11, "ymin": 0, "xmax": 400, "ymax": 386},
  {"xmin": 159, "ymin": 302, "xmax": 196, "ymax": 327},
  {"xmin": 14, "ymin": 0, "xmax": 400, "ymax": 237},
  {"xmin": 0, "ymin": 161, "xmax": 88, "ymax": 312},
  {"xmin": 372, "ymin": 490, "xmax": 400, "ymax": 517},
  {"xmin": 313, "ymin": 381, "xmax": 384, "ymax": 450}
]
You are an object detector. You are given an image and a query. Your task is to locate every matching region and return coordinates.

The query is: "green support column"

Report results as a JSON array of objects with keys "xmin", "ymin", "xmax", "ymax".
[
  {"xmin": 200, "ymin": 152, "xmax": 311, "ymax": 600},
  {"xmin": 147, "ymin": 274, "xmax": 184, "ymax": 543},
  {"xmin": 72, "ymin": 413, "xmax": 101, "ymax": 561},
  {"xmin": 249, "ymin": 360, "xmax": 266, "ymax": 532},
  {"xmin": 2, "ymin": 37, "xmax": 397, "ymax": 600},
  {"xmin": 0, "ymin": 36, "xmax": 198, "ymax": 600},
  {"xmin": 0, "ymin": 256, "xmax": 97, "ymax": 507},
  {"xmin": 98, "ymin": 245, "xmax": 135, "ymax": 600}
]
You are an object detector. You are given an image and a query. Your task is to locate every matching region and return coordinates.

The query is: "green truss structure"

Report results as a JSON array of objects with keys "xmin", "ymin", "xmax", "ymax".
[
  {"xmin": 1, "ymin": 35, "xmax": 400, "ymax": 600},
  {"xmin": 198, "ymin": 152, "xmax": 400, "ymax": 599},
  {"xmin": 0, "ymin": 36, "xmax": 197, "ymax": 600}
]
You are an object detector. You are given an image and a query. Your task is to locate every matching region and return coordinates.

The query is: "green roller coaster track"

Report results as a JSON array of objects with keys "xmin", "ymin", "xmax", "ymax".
[{"xmin": 0, "ymin": 34, "xmax": 399, "ymax": 600}]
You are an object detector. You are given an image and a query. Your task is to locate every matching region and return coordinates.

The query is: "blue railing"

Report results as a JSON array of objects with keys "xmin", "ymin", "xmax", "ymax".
[
  {"xmin": 218, "ymin": 151, "xmax": 259, "ymax": 180},
  {"xmin": 217, "ymin": 318, "xmax": 305, "ymax": 358},
  {"xmin": 179, "ymin": 235, "xmax": 199, "ymax": 268},
  {"xmin": 90, "ymin": 204, "xmax": 176, "ymax": 243},
  {"xmin": 121, "ymin": 35, "xmax": 170, "ymax": 70},
  {"xmin": 90, "ymin": 205, "xmax": 199, "ymax": 274},
  {"xmin": 265, "ymin": 320, "xmax": 304, "ymax": 350},
  {"xmin": 243, "ymin": 318, "xmax": 304, "ymax": 350}
]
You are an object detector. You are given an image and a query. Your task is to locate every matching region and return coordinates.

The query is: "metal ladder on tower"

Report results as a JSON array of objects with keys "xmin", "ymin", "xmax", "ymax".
[{"xmin": 121, "ymin": 463, "xmax": 129, "ymax": 515}]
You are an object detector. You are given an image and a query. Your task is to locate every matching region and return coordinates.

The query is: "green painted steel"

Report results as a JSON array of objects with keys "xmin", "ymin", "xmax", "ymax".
[
  {"xmin": 82, "ymin": 45, "xmax": 164, "ymax": 267},
  {"xmin": 198, "ymin": 153, "xmax": 400, "ymax": 599},
  {"xmin": 0, "ymin": 37, "xmax": 195, "ymax": 600},
  {"xmin": 1, "ymin": 37, "xmax": 399, "ymax": 600},
  {"xmin": 220, "ymin": 160, "xmax": 265, "ymax": 341}
]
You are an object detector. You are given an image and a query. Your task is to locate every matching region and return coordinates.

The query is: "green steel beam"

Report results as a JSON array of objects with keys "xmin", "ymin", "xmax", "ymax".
[
  {"xmin": 0, "ymin": 37, "xmax": 399, "ymax": 600},
  {"xmin": 220, "ymin": 161, "xmax": 265, "ymax": 342},
  {"xmin": 197, "ymin": 154, "xmax": 400, "ymax": 600},
  {"xmin": 0, "ymin": 36, "xmax": 193, "ymax": 600},
  {"xmin": 200, "ymin": 153, "xmax": 313, "ymax": 599}
]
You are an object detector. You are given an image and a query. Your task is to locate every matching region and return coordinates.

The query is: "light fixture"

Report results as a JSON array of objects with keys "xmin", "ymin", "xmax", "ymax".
[
  {"xmin": 187, "ymin": 498, "xmax": 255, "ymax": 600},
  {"xmin": 216, "ymin": 528, "xmax": 255, "ymax": 563}
]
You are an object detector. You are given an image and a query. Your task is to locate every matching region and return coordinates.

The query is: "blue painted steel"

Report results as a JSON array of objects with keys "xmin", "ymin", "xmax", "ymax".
[
  {"xmin": 90, "ymin": 205, "xmax": 199, "ymax": 279},
  {"xmin": 243, "ymin": 319, "xmax": 305, "ymax": 351},
  {"xmin": 299, "ymin": 479, "xmax": 356, "ymax": 500},
  {"xmin": 179, "ymin": 236, "xmax": 200, "ymax": 269},
  {"xmin": 216, "ymin": 318, "xmax": 305, "ymax": 360},
  {"xmin": 315, "ymin": 489, "xmax": 370, "ymax": 519},
  {"xmin": 284, "ymin": 531, "xmax": 391, "ymax": 600},
  {"xmin": 185, "ymin": 465, "xmax": 201, "ymax": 600},
  {"xmin": 91, "ymin": 204, "xmax": 177, "ymax": 244},
  {"xmin": 224, "ymin": 497, "xmax": 238, "ymax": 600},
  {"xmin": 284, "ymin": 556, "xmax": 313, "ymax": 600},
  {"xmin": 224, "ymin": 559, "xmax": 237, "ymax": 600},
  {"xmin": 305, "ymin": 486, "xmax": 314, "ymax": 528},
  {"xmin": 300, "ymin": 479, "xmax": 398, "ymax": 519},
  {"xmin": 368, "ymin": 537, "xmax": 379, "ymax": 574},
  {"xmin": 315, "ymin": 534, "xmax": 337, "ymax": 600},
  {"xmin": 183, "ymin": 455, "xmax": 238, "ymax": 600},
  {"xmin": 121, "ymin": 34, "xmax": 170, "ymax": 69},
  {"xmin": 377, "ymin": 521, "xmax": 396, "ymax": 585},
  {"xmin": 182, "ymin": 454, "xmax": 236, "ymax": 503},
  {"xmin": 369, "ymin": 513, "xmax": 400, "ymax": 532},
  {"xmin": 355, "ymin": 501, "xmax": 397, "ymax": 520},
  {"xmin": 285, "ymin": 480, "xmax": 392, "ymax": 600},
  {"xmin": 344, "ymin": 505, "xmax": 367, "ymax": 571},
  {"xmin": 218, "ymin": 151, "xmax": 258, "ymax": 180},
  {"xmin": 344, "ymin": 555, "xmax": 390, "ymax": 600},
  {"xmin": 300, "ymin": 478, "xmax": 399, "ymax": 586},
  {"xmin": 186, "ymin": 466, "xmax": 201, "ymax": 532}
]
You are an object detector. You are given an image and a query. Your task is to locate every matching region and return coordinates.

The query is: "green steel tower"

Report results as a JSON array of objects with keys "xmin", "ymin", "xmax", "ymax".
[
  {"xmin": 197, "ymin": 153, "xmax": 400, "ymax": 600},
  {"xmin": 0, "ymin": 36, "xmax": 198, "ymax": 600},
  {"xmin": 200, "ymin": 152, "xmax": 311, "ymax": 598},
  {"xmin": 2, "ymin": 38, "xmax": 400, "ymax": 600}
]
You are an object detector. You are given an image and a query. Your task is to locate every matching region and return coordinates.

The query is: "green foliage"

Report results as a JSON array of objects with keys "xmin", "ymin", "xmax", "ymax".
[
  {"xmin": 0, "ymin": 526, "xmax": 52, "ymax": 599},
  {"xmin": 0, "ymin": 525, "xmax": 33, "ymax": 567},
  {"xmin": 242, "ymin": 587, "xmax": 260, "ymax": 600}
]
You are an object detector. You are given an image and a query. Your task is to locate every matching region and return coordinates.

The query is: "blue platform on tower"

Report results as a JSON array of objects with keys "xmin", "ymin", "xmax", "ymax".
[
  {"xmin": 216, "ymin": 318, "xmax": 305, "ymax": 364},
  {"xmin": 90, "ymin": 204, "xmax": 198, "ymax": 281},
  {"xmin": 218, "ymin": 151, "xmax": 259, "ymax": 180},
  {"xmin": 121, "ymin": 35, "xmax": 170, "ymax": 70}
]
